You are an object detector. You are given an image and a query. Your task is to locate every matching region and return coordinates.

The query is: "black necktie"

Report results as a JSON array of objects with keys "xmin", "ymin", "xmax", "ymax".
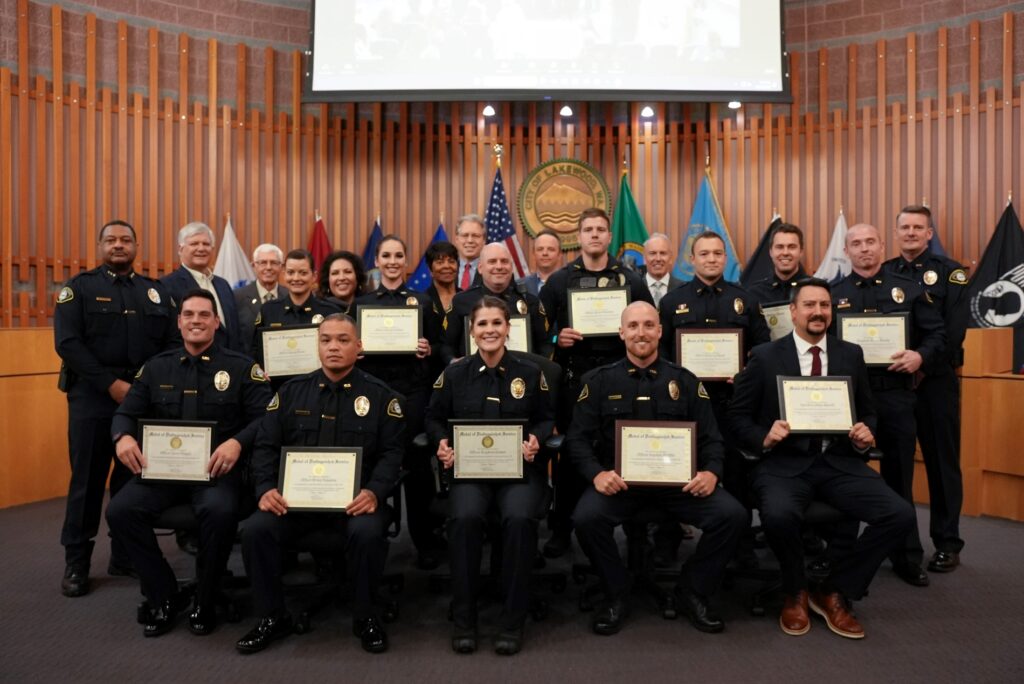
[
  {"xmin": 809, "ymin": 346, "xmax": 823, "ymax": 456},
  {"xmin": 483, "ymin": 368, "xmax": 502, "ymax": 419},
  {"xmin": 318, "ymin": 386, "xmax": 340, "ymax": 446},
  {"xmin": 861, "ymin": 280, "xmax": 878, "ymax": 312},
  {"xmin": 181, "ymin": 356, "xmax": 200, "ymax": 421},
  {"xmin": 633, "ymin": 368, "xmax": 655, "ymax": 419}
]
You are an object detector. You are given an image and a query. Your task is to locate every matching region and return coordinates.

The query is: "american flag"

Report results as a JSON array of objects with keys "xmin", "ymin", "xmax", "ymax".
[{"xmin": 485, "ymin": 168, "xmax": 529, "ymax": 279}]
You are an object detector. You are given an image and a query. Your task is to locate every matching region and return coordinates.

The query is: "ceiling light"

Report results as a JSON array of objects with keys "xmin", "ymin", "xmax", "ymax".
[
  {"xmin": 482, "ymin": 104, "xmax": 495, "ymax": 117},
  {"xmin": 640, "ymin": 105, "xmax": 655, "ymax": 118},
  {"xmin": 559, "ymin": 105, "xmax": 573, "ymax": 117},
  {"xmin": 727, "ymin": 101, "xmax": 742, "ymax": 110}
]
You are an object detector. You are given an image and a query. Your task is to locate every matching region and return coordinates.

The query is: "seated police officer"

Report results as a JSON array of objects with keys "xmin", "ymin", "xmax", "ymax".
[
  {"xmin": 106, "ymin": 290, "xmax": 271, "ymax": 637},
  {"xmin": 236, "ymin": 314, "xmax": 404, "ymax": 655},
  {"xmin": 426, "ymin": 296, "xmax": 555, "ymax": 656},
  {"xmin": 567, "ymin": 302, "xmax": 746, "ymax": 636}
]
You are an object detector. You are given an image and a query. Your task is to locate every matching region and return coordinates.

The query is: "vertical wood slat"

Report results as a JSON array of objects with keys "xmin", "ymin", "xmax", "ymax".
[
  {"xmin": 163, "ymin": 99, "xmax": 174, "ymax": 274},
  {"xmin": 17, "ymin": 0, "xmax": 29, "ymax": 281},
  {"xmin": 208, "ymin": 39, "xmax": 219, "ymax": 235},
  {"xmin": 147, "ymin": 28, "xmax": 159, "ymax": 278},
  {"xmin": 875, "ymin": 40, "xmax": 886, "ymax": 228},
  {"xmin": 264, "ymin": 47, "xmax": 275, "ymax": 249},
  {"xmin": 177, "ymin": 34, "xmax": 190, "ymax": 239},
  {"xmin": 906, "ymin": 33, "xmax": 918, "ymax": 213},
  {"xmin": 290, "ymin": 52, "xmax": 302, "ymax": 250},
  {"xmin": 84, "ymin": 14, "xmax": 97, "ymax": 269},
  {"xmin": 68, "ymin": 81, "xmax": 81, "ymax": 278},
  {"xmin": 117, "ymin": 21, "xmax": 129, "ymax": 221},
  {"xmin": 51, "ymin": 6, "xmax": 65, "ymax": 285},
  {"xmin": 223, "ymin": 105, "xmax": 234, "ymax": 231},
  {"xmin": 952, "ymin": 91, "xmax": 964, "ymax": 259},
  {"xmin": 1, "ymin": 68, "xmax": 12, "ymax": 326},
  {"xmin": 132, "ymin": 93, "xmax": 143, "ymax": 269},
  {"xmin": 968, "ymin": 21, "xmax": 981, "ymax": 257},
  {"xmin": 937, "ymin": 28, "xmax": 948, "ymax": 246},
  {"xmin": 236, "ymin": 44, "xmax": 248, "ymax": 239},
  {"xmin": 34, "ymin": 75, "xmax": 47, "ymax": 323},
  {"xmin": 985, "ymin": 87, "xmax": 996, "ymax": 240},
  {"xmin": 1002, "ymin": 13, "xmax": 1014, "ymax": 205},
  {"xmin": 846, "ymin": 45, "xmax": 857, "ymax": 221}
]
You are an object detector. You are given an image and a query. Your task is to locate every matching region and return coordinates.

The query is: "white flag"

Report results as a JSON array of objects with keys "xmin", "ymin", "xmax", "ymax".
[
  {"xmin": 213, "ymin": 217, "xmax": 256, "ymax": 289},
  {"xmin": 814, "ymin": 210, "xmax": 851, "ymax": 282}
]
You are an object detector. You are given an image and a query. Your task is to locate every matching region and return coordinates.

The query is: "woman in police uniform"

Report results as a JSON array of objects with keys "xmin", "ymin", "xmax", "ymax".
[{"xmin": 425, "ymin": 296, "xmax": 555, "ymax": 656}]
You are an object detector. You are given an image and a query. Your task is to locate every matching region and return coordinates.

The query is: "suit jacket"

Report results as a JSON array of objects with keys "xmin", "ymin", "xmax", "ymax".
[
  {"xmin": 160, "ymin": 266, "xmax": 242, "ymax": 352},
  {"xmin": 727, "ymin": 333, "xmax": 878, "ymax": 478},
  {"xmin": 644, "ymin": 274, "xmax": 684, "ymax": 301},
  {"xmin": 233, "ymin": 282, "xmax": 275, "ymax": 355}
]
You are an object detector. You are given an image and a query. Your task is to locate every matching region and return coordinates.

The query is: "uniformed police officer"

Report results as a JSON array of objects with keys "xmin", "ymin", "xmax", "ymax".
[
  {"xmin": 426, "ymin": 296, "xmax": 555, "ymax": 656},
  {"xmin": 251, "ymin": 248, "xmax": 342, "ymax": 389},
  {"xmin": 539, "ymin": 208, "xmax": 653, "ymax": 557},
  {"xmin": 106, "ymin": 290, "xmax": 271, "ymax": 637},
  {"xmin": 54, "ymin": 220, "xmax": 179, "ymax": 597},
  {"xmin": 443, "ymin": 242, "xmax": 552, "ymax": 364},
  {"xmin": 236, "ymin": 314, "xmax": 404, "ymax": 655},
  {"xmin": 568, "ymin": 302, "xmax": 746, "ymax": 636},
  {"xmin": 831, "ymin": 223, "xmax": 946, "ymax": 586},
  {"xmin": 352, "ymin": 235, "xmax": 447, "ymax": 570},
  {"xmin": 748, "ymin": 223, "xmax": 809, "ymax": 310},
  {"xmin": 884, "ymin": 204, "xmax": 967, "ymax": 572}
]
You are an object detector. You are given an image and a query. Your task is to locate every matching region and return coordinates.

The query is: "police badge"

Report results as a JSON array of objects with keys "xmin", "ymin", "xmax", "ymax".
[
  {"xmin": 668, "ymin": 380, "xmax": 680, "ymax": 400},
  {"xmin": 891, "ymin": 287, "xmax": 905, "ymax": 304},
  {"xmin": 733, "ymin": 298, "xmax": 744, "ymax": 315},
  {"xmin": 923, "ymin": 270, "xmax": 938, "ymax": 286},
  {"xmin": 516, "ymin": 299, "xmax": 528, "ymax": 315},
  {"xmin": 311, "ymin": 314, "xmax": 325, "ymax": 325},
  {"xmin": 406, "ymin": 296, "xmax": 418, "ymax": 306},
  {"xmin": 147, "ymin": 288, "xmax": 161, "ymax": 304},
  {"xmin": 354, "ymin": 396, "xmax": 370, "ymax": 416},
  {"xmin": 214, "ymin": 370, "xmax": 230, "ymax": 391},
  {"xmin": 510, "ymin": 377, "xmax": 526, "ymax": 399}
]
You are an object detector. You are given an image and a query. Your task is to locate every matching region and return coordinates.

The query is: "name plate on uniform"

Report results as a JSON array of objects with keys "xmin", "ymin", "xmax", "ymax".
[
  {"xmin": 675, "ymin": 328, "xmax": 744, "ymax": 380},
  {"xmin": 278, "ymin": 446, "xmax": 363, "ymax": 512},
  {"xmin": 615, "ymin": 420, "xmax": 696, "ymax": 487},
  {"xmin": 262, "ymin": 325, "xmax": 321, "ymax": 377},
  {"xmin": 777, "ymin": 376, "xmax": 855, "ymax": 434},
  {"xmin": 567, "ymin": 287, "xmax": 630, "ymax": 337},
  {"xmin": 449, "ymin": 419, "xmax": 526, "ymax": 481},
  {"xmin": 139, "ymin": 419, "xmax": 216, "ymax": 485},
  {"xmin": 465, "ymin": 315, "xmax": 532, "ymax": 355},
  {"xmin": 761, "ymin": 303, "xmax": 794, "ymax": 341},
  {"xmin": 837, "ymin": 312, "xmax": 909, "ymax": 366},
  {"xmin": 358, "ymin": 305, "xmax": 422, "ymax": 355}
]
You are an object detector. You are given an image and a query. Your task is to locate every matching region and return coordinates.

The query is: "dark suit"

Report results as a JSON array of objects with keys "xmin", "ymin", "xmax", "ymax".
[
  {"xmin": 643, "ymin": 274, "xmax": 683, "ymax": 305},
  {"xmin": 728, "ymin": 334, "xmax": 915, "ymax": 600},
  {"xmin": 233, "ymin": 282, "xmax": 278, "ymax": 356},
  {"xmin": 161, "ymin": 266, "xmax": 242, "ymax": 352}
]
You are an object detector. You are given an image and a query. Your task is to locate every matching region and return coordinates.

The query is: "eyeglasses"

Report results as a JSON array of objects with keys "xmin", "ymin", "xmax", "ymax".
[{"xmin": 254, "ymin": 260, "xmax": 282, "ymax": 267}]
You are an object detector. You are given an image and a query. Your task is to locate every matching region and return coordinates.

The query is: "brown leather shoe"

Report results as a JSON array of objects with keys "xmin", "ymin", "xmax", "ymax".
[
  {"xmin": 809, "ymin": 591, "xmax": 864, "ymax": 639},
  {"xmin": 779, "ymin": 591, "xmax": 810, "ymax": 636}
]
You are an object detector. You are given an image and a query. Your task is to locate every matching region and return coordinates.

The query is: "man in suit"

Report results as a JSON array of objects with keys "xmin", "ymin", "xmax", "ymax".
[
  {"xmin": 519, "ymin": 229, "xmax": 563, "ymax": 297},
  {"xmin": 234, "ymin": 243, "xmax": 283, "ymax": 355},
  {"xmin": 161, "ymin": 222, "xmax": 242, "ymax": 352},
  {"xmin": 728, "ymin": 278, "xmax": 915, "ymax": 639},
  {"xmin": 454, "ymin": 214, "xmax": 486, "ymax": 290},
  {"xmin": 642, "ymin": 233, "xmax": 683, "ymax": 308}
]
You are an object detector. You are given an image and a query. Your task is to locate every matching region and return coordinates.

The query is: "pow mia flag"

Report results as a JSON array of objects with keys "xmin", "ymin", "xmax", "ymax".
[{"xmin": 967, "ymin": 203, "xmax": 1024, "ymax": 371}]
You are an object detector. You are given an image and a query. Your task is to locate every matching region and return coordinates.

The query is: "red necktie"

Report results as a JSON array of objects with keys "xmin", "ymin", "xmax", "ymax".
[
  {"xmin": 810, "ymin": 345, "xmax": 822, "ymax": 376},
  {"xmin": 460, "ymin": 264, "xmax": 471, "ymax": 290}
]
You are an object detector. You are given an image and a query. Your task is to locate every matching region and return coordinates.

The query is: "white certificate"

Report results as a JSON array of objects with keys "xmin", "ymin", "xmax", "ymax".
[
  {"xmin": 139, "ymin": 420, "xmax": 215, "ymax": 483},
  {"xmin": 358, "ymin": 306, "xmax": 421, "ymax": 354},
  {"xmin": 568, "ymin": 287, "xmax": 630, "ymax": 337},
  {"xmin": 466, "ymin": 315, "xmax": 531, "ymax": 355},
  {"xmin": 675, "ymin": 329, "xmax": 744, "ymax": 380},
  {"xmin": 262, "ymin": 326, "xmax": 320, "ymax": 377},
  {"xmin": 762, "ymin": 303, "xmax": 794, "ymax": 341},
  {"xmin": 777, "ymin": 376, "xmax": 855, "ymax": 434},
  {"xmin": 838, "ymin": 313, "xmax": 909, "ymax": 366},
  {"xmin": 279, "ymin": 448, "xmax": 362, "ymax": 512},
  {"xmin": 615, "ymin": 420, "xmax": 695, "ymax": 486},
  {"xmin": 452, "ymin": 422, "xmax": 525, "ymax": 480}
]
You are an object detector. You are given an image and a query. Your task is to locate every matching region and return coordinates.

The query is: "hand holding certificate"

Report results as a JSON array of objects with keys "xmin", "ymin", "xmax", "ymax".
[
  {"xmin": 614, "ymin": 420, "xmax": 696, "ymax": 487},
  {"xmin": 262, "ymin": 325, "xmax": 320, "ymax": 377},
  {"xmin": 278, "ymin": 447, "xmax": 363, "ymax": 512},
  {"xmin": 358, "ymin": 306, "xmax": 422, "ymax": 354},
  {"xmin": 837, "ymin": 313, "xmax": 909, "ymax": 366},
  {"xmin": 139, "ymin": 420, "xmax": 216, "ymax": 484},
  {"xmin": 675, "ymin": 329, "xmax": 744, "ymax": 380},
  {"xmin": 568, "ymin": 287, "xmax": 630, "ymax": 337},
  {"xmin": 776, "ymin": 376, "xmax": 856, "ymax": 434},
  {"xmin": 450, "ymin": 419, "xmax": 526, "ymax": 481}
]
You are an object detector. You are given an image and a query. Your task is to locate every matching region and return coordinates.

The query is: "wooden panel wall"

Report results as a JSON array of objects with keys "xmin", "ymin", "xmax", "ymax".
[{"xmin": 1, "ymin": 4, "xmax": 1022, "ymax": 327}]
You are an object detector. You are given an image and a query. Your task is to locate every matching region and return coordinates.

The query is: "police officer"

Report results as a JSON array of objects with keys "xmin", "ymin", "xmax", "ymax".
[
  {"xmin": 831, "ymin": 223, "xmax": 946, "ymax": 586},
  {"xmin": 538, "ymin": 208, "xmax": 653, "ymax": 557},
  {"xmin": 352, "ymin": 235, "xmax": 446, "ymax": 570},
  {"xmin": 426, "ymin": 296, "xmax": 555, "ymax": 656},
  {"xmin": 443, "ymin": 242, "xmax": 552, "ymax": 363},
  {"xmin": 748, "ymin": 223, "xmax": 809, "ymax": 314},
  {"xmin": 884, "ymin": 204, "xmax": 967, "ymax": 573},
  {"xmin": 236, "ymin": 314, "xmax": 403, "ymax": 655},
  {"xmin": 54, "ymin": 219, "xmax": 179, "ymax": 597},
  {"xmin": 106, "ymin": 290, "xmax": 271, "ymax": 637},
  {"xmin": 568, "ymin": 302, "xmax": 746, "ymax": 636}
]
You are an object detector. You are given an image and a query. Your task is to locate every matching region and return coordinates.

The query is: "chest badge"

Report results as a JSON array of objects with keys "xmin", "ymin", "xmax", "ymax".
[
  {"xmin": 511, "ymin": 377, "xmax": 526, "ymax": 399},
  {"xmin": 597, "ymin": 276, "xmax": 610, "ymax": 287},
  {"xmin": 406, "ymin": 296, "xmax": 418, "ymax": 306},
  {"xmin": 891, "ymin": 287, "xmax": 905, "ymax": 304},
  {"xmin": 923, "ymin": 270, "xmax": 938, "ymax": 286},
  {"xmin": 516, "ymin": 299, "xmax": 528, "ymax": 315},
  {"xmin": 214, "ymin": 370, "xmax": 230, "ymax": 391},
  {"xmin": 147, "ymin": 288, "xmax": 161, "ymax": 304},
  {"xmin": 734, "ymin": 298, "xmax": 744, "ymax": 315},
  {"xmin": 354, "ymin": 395, "xmax": 370, "ymax": 416},
  {"xmin": 668, "ymin": 380, "xmax": 680, "ymax": 400},
  {"xmin": 311, "ymin": 313, "xmax": 325, "ymax": 325}
]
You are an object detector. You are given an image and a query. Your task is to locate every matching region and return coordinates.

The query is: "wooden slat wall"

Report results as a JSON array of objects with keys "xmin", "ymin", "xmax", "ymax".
[{"xmin": 1, "ymin": 9, "xmax": 1022, "ymax": 327}]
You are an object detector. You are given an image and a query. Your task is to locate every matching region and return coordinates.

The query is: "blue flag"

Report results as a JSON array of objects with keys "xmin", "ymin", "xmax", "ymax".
[
  {"xmin": 362, "ymin": 217, "xmax": 383, "ymax": 291},
  {"xmin": 673, "ymin": 170, "xmax": 741, "ymax": 282},
  {"xmin": 408, "ymin": 223, "xmax": 449, "ymax": 292},
  {"xmin": 929, "ymin": 230, "xmax": 947, "ymax": 257}
]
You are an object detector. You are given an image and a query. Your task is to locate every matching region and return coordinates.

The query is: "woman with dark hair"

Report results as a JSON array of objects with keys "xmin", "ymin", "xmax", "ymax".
[
  {"xmin": 424, "ymin": 240, "xmax": 459, "ymax": 315},
  {"xmin": 319, "ymin": 250, "xmax": 367, "ymax": 313},
  {"xmin": 425, "ymin": 296, "xmax": 555, "ymax": 656}
]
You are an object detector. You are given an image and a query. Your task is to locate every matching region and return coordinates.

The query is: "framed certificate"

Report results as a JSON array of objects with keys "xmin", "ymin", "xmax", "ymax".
[
  {"xmin": 261, "ymin": 325, "xmax": 320, "ymax": 377},
  {"xmin": 139, "ymin": 419, "xmax": 216, "ymax": 485},
  {"xmin": 449, "ymin": 419, "xmax": 527, "ymax": 481},
  {"xmin": 614, "ymin": 420, "xmax": 696, "ymax": 487},
  {"xmin": 567, "ymin": 287, "xmax": 630, "ymax": 337},
  {"xmin": 465, "ymin": 315, "xmax": 532, "ymax": 355},
  {"xmin": 675, "ymin": 328, "xmax": 744, "ymax": 380},
  {"xmin": 357, "ymin": 305, "xmax": 422, "ymax": 354},
  {"xmin": 278, "ymin": 446, "xmax": 363, "ymax": 512},
  {"xmin": 776, "ymin": 376, "xmax": 856, "ymax": 434},
  {"xmin": 761, "ymin": 303, "xmax": 794, "ymax": 341},
  {"xmin": 837, "ymin": 312, "xmax": 909, "ymax": 366}
]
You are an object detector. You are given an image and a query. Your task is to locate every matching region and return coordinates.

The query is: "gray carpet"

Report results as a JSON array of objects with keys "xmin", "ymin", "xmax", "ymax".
[{"xmin": 2, "ymin": 498, "xmax": 1023, "ymax": 683}]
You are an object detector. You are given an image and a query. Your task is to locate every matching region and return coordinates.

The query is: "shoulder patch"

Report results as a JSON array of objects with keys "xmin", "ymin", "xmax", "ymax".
[
  {"xmin": 433, "ymin": 372, "xmax": 444, "ymax": 389},
  {"xmin": 250, "ymin": 364, "xmax": 268, "ymax": 382},
  {"xmin": 134, "ymin": 365, "xmax": 144, "ymax": 380},
  {"xmin": 539, "ymin": 371, "xmax": 549, "ymax": 391},
  {"xmin": 387, "ymin": 398, "xmax": 403, "ymax": 418},
  {"xmin": 267, "ymin": 393, "xmax": 280, "ymax": 411},
  {"xmin": 56, "ymin": 286, "xmax": 75, "ymax": 304},
  {"xmin": 577, "ymin": 383, "xmax": 589, "ymax": 403},
  {"xmin": 949, "ymin": 269, "xmax": 968, "ymax": 285},
  {"xmin": 697, "ymin": 382, "xmax": 710, "ymax": 400}
]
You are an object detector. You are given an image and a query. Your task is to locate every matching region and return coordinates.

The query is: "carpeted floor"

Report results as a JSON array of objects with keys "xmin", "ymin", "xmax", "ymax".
[{"xmin": 2, "ymin": 497, "xmax": 1022, "ymax": 683}]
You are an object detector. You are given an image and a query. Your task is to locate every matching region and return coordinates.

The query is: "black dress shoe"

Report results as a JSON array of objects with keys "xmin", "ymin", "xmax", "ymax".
[
  {"xmin": 61, "ymin": 565, "xmax": 90, "ymax": 598},
  {"xmin": 928, "ymin": 551, "xmax": 960, "ymax": 573},
  {"xmin": 494, "ymin": 626, "xmax": 524, "ymax": 656},
  {"xmin": 675, "ymin": 588, "xmax": 725, "ymax": 634},
  {"xmin": 188, "ymin": 604, "xmax": 218, "ymax": 636},
  {"xmin": 236, "ymin": 615, "xmax": 293, "ymax": 654},
  {"xmin": 894, "ymin": 562, "xmax": 930, "ymax": 587},
  {"xmin": 354, "ymin": 617, "xmax": 388, "ymax": 654},
  {"xmin": 591, "ymin": 599, "xmax": 630, "ymax": 636},
  {"xmin": 542, "ymin": 531, "xmax": 571, "ymax": 559},
  {"xmin": 144, "ymin": 596, "xmax": 186, "ymax": 638},
  {"xmin": 451, "ymin": 625, "xmax": 478, "ymax": 654}
]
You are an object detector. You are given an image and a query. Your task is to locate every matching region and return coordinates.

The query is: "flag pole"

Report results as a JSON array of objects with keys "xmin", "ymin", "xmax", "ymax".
[{"xmin": 493, "ymin": 143, "xmax": 503, "ymax": 169}]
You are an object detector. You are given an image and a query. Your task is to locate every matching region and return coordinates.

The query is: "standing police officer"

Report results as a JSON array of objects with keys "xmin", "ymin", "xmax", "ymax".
[
  {"xmin": 747, "ymin": 223, "xmax": 809, "ymax": 309},
  {"xmin": 54, "ymin": 220, "xmax": 179, "ymax": 597}
]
